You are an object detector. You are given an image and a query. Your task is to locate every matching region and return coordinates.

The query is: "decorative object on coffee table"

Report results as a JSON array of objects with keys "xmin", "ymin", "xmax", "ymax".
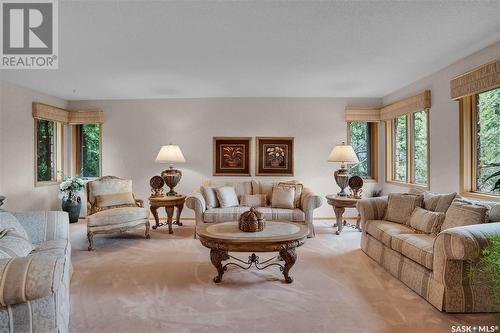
[
  {"xmin": 327, "ymin": 143, "xmax": 359, "ymax": 196},
  {"xmin": 348, "ymin": 175, "xmax": 364, "ymax": 199},
  {"xmin": 156, "ymin": 145, "xmax": 186, "ymax": 196},
  {"xmin": 149, "ymin": 176, "xmax": 165, "ymax": 197},
  {"xmin": 197, "ymin": 221, "xmax": 308, "ymax": 283},
  {"xmin": 239, "ymin": 207, "xmax": 265, "ymax": 232},
  {"xmin": 325, "ymin": 194, "xmax": 362, "ymax": 234},
  {"xmin": 149, "ymin": 195, "xmax": 186, "ymax": 234},
  {"xmin": 256, "ymin": 137, "xmax": 294, "ymax": 176},
  {"xmin": 60, "ymin": 176, "xmax": 85, "ymax": 223},
  {"xmin": 213, "ymin": 137, "xmax": 251, "ymax": 176}
]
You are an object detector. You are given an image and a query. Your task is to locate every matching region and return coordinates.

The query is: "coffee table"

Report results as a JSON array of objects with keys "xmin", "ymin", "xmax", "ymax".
[{"xmin": 197, "ymin": 221, "xmax": 308, "ymax": 283}]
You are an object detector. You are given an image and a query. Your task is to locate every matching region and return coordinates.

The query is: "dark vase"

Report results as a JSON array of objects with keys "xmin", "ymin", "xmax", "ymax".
[{"xmin": 62, "ymin": 196, "xmax": 81, "ymax": 223}]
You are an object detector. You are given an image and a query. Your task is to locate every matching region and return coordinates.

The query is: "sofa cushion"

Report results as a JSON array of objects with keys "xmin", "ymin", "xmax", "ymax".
[
  {"xmin": 201, "ymin": 186, "xmax": 219, "ymax": 208},
  {"xmin": 255, "ymin": 207, "xmax": 305, "ymax": 222},
  {"xmin": 391, "ymin": 233, "xmax": 435, "ymax": 270},
  {"xmin": 95, "ymin": 192, "xmax": 135, "ymax": 208},
  {"xmin": 31, "ymin": 239, "xmax": 68, "ymax": 257},
  {"xmin": 271, "ymin": 185, "xmax": 296, "ymax": 209},
  {"xmin": 365, "ymin": 220, "xmax": 415, "ymax": 246},
  {"xmin": 203, "ymin": 206, "xmax": 251, "ymax": 223},
  {"xmin": 423, "ymin": 192, "xmax": 456, "ymax": 213},
  {"xmin": 384, "ymin": 193, "xmax": 424, "ymax": 225},
  {"xmin": 87, "ymin": 207, "xmax": 149, "ymax": 227},
  {"xmin": 89, "ymin": 178, "xmax": 133, "ymax": 203},
  {"xmin": 203, "ymin": 180, "xmax": 252, "ymax": 199},
  {"xmin": 408, "ymin": 207, "xmax": 445, "ymax": 235},
  {"xmin": 0, "ymin": 228, "xmax": 33, "ymax": 259},
  {"xmin": 240, "ymin": 194, "xmax": 267, "ymax": 207},
  {"xmin": 0, "ymin": 212, "xmax": 30, "ymax": 241},
  {"xmin": 215, "ymin": 186, "xmax": 239, "ymax": 208},
  {"xmin": 277, "ymin": 181, "xmax": 303, "ymax": 208},
  {"xmin": 441, "ymin": 200, "xmax": 488, "ymax": 231}
]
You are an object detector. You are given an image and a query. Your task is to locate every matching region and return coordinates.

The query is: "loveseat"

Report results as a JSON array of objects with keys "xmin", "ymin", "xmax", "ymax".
[
  {"xmin": 186, "ymin": 180, "xmax": 323, "ymax": 238},
  {"xmin": 357, "ymin": 194, "xmax": 500, "ymax": 313},
  {"xmin": 0, "ymin": 211, "xmax": 72, "ymax": 332}
]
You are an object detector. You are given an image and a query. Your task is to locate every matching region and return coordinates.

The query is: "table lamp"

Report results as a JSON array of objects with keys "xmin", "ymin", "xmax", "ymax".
[
  {"xmin": 327, "ymin": 142, "xmax": 359, "ymax": 197},
  {"xmin": 155, "ymin": 145, "xmax": 186, "ymax": 196}
]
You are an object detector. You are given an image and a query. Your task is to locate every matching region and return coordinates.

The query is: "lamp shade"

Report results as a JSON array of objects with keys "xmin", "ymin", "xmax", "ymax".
[
  {"xmin": 327, "ymin": 144, "xmax": 359, "ymax": 164},
  {"xmin": 155, "ymin": 145, "xmax": 186, "ymax": 163}
]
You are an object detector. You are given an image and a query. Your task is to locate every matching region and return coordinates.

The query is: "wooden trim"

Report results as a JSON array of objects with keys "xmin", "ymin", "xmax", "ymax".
[
  {"xmin": 72, "ymin": 124, "xmax": 103, "ymax": 177},
  {"xmin": 255, "ymin": 137, "xmax": 294, "ymax": 176},
  {"xmin": 346, "ymin": 121, "xmax": 378, "ymax": 181},
  {"xmin": 345, "ymin": 107, "xmax": 381, "ymax": 122},
  {"xmin": 451, "ymin": 58, "xmax": 500, "ymax": 100},
  {"xmin": 34, "ymin": 119, "xmax": 64, "ymax": 187},
  {"xmin": 32, "ymin": 102, "xmax": 69, "ymax": 123},
  {"xmin": 212, "ymin": 137, "xmax": 252, "ymax": 176},
  {"xmin": 380, "ymin": 90, "xmax": 431, "ymax": 120}
]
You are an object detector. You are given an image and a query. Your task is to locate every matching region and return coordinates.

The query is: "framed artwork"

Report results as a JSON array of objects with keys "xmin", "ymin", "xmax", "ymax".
[
  {"xmin": 256, "ymin": 137, "xmax": 294, "ymax": 176},
  {"xmin": 213, "ymin": 137, "xmax": 251, "ymax": 176}
]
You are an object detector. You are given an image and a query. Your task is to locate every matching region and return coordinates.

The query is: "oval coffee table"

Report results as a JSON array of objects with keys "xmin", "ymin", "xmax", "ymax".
[{"xmin": 197, "ymin": 221, "xmax": 308, "ymax": 283}]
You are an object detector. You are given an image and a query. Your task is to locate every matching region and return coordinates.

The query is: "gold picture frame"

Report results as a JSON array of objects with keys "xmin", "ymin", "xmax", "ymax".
[
  {"xmin": 256, "ymin": 137, "xmax": 294, "ymax": 176},
  {"xmin": 213, "ymin": 137, "xmax": 252, "ymax": 176}
]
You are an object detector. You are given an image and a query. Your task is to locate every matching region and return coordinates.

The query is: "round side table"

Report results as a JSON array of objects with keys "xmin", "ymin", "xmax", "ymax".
[
  {"xmin": 149, "ymin": 195, "xmax": 186, "ymax": 234},
  {"xmin": 325, "ymin": 195, "xmax": 362, "ymax": 235}
]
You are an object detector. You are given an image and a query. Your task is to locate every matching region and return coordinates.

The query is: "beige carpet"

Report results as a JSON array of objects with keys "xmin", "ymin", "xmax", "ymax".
[{"xmin": 69, "ymin": 220, "xmax": 498, "ymax": 333}]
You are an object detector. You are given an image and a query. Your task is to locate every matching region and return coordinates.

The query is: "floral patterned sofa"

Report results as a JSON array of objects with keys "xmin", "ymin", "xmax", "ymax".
[{"xmin": 0, "ymin": 211, "xmax": 71, "ymax": 332}]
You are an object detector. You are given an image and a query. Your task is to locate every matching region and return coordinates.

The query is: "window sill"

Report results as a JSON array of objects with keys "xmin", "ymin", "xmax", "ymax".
[
  {"xmin": 459, "ymin": 191, "xmax": 500, "ymax": 203},
  {"xmin": 385, "ymin": 180, "xmax": 429, "ymax": 191},
  {"xmin": 361, "ymin": 178, "xmax": 378, "ymax": 183},
  {"xmin": 35, "ymin": 180, "xmax": 61, "ymax": 188}
]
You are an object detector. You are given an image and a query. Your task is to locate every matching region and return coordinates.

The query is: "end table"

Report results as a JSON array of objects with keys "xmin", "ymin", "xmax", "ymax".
[
  {"xmin": 149, "ymin": 195, "xmax": 186, "ymax": 234},
  {"xmin": 325, "ymin": 195, "xmax": 362, "ymax": 235}
]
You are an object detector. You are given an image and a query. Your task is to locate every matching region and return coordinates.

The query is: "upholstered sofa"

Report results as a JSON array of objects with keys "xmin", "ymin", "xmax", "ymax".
[
  {"xmin": 357, "ymin": 195, "xmax": 500, "ymax": 313},
  {"xmin": 0, "ymin": 211, "xmax": 72, "ymax": 332},
  {"xmin": 186, "ymin": 180, "xmax": 323, "ymax": 238}
]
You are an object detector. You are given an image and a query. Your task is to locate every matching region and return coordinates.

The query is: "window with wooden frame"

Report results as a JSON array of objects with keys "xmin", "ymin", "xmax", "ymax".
[
  {"xmin": 72, "ymin": 124, "xmax": 102, "ymax": 178},
  {"xmin": 459, "ymin": 87, "xmax": 500, "ymax": 200},
  {"xmin": 35, "ymin": 119, "xmax": 64, "ymax": 185},
  {"xmin": 385, "ymin": 109, "xmax": 429, "ymax": 188},
  {"xmin": 347, "ymin": 121, "xmax": 378, "ymax": 180}
]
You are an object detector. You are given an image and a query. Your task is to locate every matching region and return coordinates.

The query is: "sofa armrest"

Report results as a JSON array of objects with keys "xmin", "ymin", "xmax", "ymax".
[
  {"xmin": 186, "ymin": 191, "xmax": 206, "ymax": 214},
  {"xmin": 434, "ymin": 222, "xmax": 500, "ymax": 261},
  {"xmin": 301, "ymin": 188, "xmax": 323, "ymax": 212},
  {"xmin": 0, "ymin": 255, "xmax": 64, "ymax": 307},
  {"xmin": 135, "ymin": 198, "xmax": 144, "ymax": 208},
  {"xmin": 14, "ymin": 211, "xmax": 69, "ymax": 244},
  {"xmin": 356, "ymin": 196, "xmax": 388, "ymax": 227}
]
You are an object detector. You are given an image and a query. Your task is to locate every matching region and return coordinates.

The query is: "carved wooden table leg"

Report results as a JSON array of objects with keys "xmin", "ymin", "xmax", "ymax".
[
  {"xmin": 210, "ymin": 249, "xmax": 229, "ymax": 283},
  {"xmin": 165, "ymin": 206, "xmax": 175, "ymax": 234},
  {"xmin": 175, "ymin": 204, "xmax": 183, "ymax": 226},
  {"xmin": 150, "ymin": 206, "xmax": 160, "ymax": 230},
  {"xmin": 334, "ymin": 206, "xmax": 346, "ymax": 235},
  {"xmin": 279, "ymin": 247, "xmax": 297, "ymax": 283}
]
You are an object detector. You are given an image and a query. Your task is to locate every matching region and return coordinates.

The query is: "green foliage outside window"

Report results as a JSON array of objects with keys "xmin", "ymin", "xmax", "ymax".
[
  {"xmin": 394, "ymin": 116, "xmax": 407, "ymax": 181},
  {"xmin": 36, "ymin": 119, "xmax": 55, "ymax": 182},
  {"xmin": 413, "ymin": 111, "xmax": 428, "ymax": 185},
  {"xmin": 80, "ymin": 124, "xmax": 101, "ymax": 178},
  {"xmin": 476, "ymin": 88, "xmax": 500, "ymax": 195},
  {"xmin": 349, "ymin": 122, "xmax": 370, "ymax": 178}
]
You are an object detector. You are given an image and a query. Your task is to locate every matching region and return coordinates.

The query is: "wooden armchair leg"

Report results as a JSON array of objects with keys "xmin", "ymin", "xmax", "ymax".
[
  {"xmin": 145, "ymin": 220, "xmax": 151, "ymax": 239},
  {"xmin": 87, "ymin": 231, "xmax": 94, "ymax": 251}
]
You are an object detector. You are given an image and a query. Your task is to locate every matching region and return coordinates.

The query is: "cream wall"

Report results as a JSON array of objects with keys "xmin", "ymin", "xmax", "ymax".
[
  {"xmin": 381, "ymin": 41, "xmax": 500, "ymax": 194},
  {"xmin": 68, "ymin": 98, "xmax": 382, "ymax": 218},
  {"xmin": 0, "ymin": 81, "xmax": 69, "ymax": 212}
]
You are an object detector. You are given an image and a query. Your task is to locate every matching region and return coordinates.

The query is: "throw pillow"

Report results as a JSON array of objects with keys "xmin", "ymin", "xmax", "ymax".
[
  {"xmin": 95, "ymin": 192, "xmax": 136, "ymax": 208},
  {"xmin": 271, "ymin": 186, "xmax": 296, "ymax": 209},
  {"xmin": 441, "ymin": 200, "xmax": 488, "ymax": 231},
  {"xmin": 383, "ymin": 193, "xmax": 424, "ymax": 225},
  {"xmin": 201, "ymin": 186, "xmax": 219, "ymax": 208},
  {"xmin": 408, "ymin": 207, "xmax": 446, "ymax": 235},
  {"xmin": 0, "ymin": 228, "xmax": 33, "ymax": 259},
  {"xmin": 0, "ymin": 212, "xmax": 30, "ymax": 241},
  {"xmin": 277, "ymin": 181, "xmax": 303, "ymax": 209},
  {"xmin": 423, "ymin": 192, "xmax": 457, "ymax": 213},
  {"xmin": 215, "ymin": 186, "xmax": 239, "ymax": 208},
  {"xmin": 240, "ymin": 194, "xmax": 267, "ymax": 207}
]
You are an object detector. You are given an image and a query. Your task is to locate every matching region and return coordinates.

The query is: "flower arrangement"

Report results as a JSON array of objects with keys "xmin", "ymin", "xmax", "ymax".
[
  {"xmin": 223, "ymin": 146, "xmax": 243, "ymax": 161},
  {"xmin": 59, "ymin": 176, "xmax": 85, "ymax": 203},
  {"xmin": 267, "ymin": 146, "xmax": 285, "ymax": 163}
]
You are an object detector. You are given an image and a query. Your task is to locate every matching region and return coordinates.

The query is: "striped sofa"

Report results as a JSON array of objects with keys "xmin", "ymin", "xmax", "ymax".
[
  {"xmin": 186, "ymin": 180, "xmax": 323, "ymax": 238},
  {"xmin": 0, "ymin": 212, "xmax": 71, "ymax": 332},
  {"xmin": 358, "ymin": 196, "xmax": 500, "ymax": 313}
]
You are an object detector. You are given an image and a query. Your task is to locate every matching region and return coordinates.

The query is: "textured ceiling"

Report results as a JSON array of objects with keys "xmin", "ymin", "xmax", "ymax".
[{"xmin": 1, "ymin": 0, "xmax": 499, "ymax": 100}]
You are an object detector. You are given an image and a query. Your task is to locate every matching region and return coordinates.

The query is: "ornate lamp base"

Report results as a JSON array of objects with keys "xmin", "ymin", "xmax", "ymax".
[
  {"xmin": 334, "ymin": 168, "xmax": 349, "ymax": 197},
  {"xmin": 161, "ymin": 168, "xmax": 182, "ymax": 196}
]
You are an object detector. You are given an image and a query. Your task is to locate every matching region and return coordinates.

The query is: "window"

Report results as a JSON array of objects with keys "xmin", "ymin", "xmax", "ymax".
[
  {"xmin": 35, "ymin": 119, "xmax": 63, "ymax": 184},
  {"xmin": 74, "ymin": 124, "xmax": 102, "ymax": 178},
  {"xmin": 348, "ymin": 121, "xmax": 378, "ymax": 180},
  {"xmin": 386, "ymin": 110, "xmax": 429, "ymax": 188}
]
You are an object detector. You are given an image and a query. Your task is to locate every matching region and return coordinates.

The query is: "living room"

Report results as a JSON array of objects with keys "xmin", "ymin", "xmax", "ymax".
[{"xmin": 0, "ymin": 1, "xmax": 499, "ymax": 332}]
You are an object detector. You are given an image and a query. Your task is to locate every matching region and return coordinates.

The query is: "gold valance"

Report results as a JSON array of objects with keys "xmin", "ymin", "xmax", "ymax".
[
  {"xmin": 33, "ymin": 102, "xmax": 103, "ymax": 124},
  {"xmin": 450, "ymin": 58, "xmax": 500, "ymax": 100},
  {"xmin": 380, "ymin": 90, "xmax": 431, "ymax": 120},
  {"xmin": 345, "ymin": 108, "xmax": 381, "ymax": 122}
]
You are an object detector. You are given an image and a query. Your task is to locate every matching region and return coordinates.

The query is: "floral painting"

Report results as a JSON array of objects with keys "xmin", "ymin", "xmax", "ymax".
[
  {"xmin": 213, "ymin": 137, "xmax": 251, "ymax": 176},
  {"xmin": 256, "ymin": 137, "xmax": 294, "ymax": 176}
]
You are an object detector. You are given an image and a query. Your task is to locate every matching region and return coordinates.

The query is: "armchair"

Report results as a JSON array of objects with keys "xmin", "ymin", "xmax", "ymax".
[{"xmin": 86, "ymin": 176, "xmax": 150, "ymax": 250}]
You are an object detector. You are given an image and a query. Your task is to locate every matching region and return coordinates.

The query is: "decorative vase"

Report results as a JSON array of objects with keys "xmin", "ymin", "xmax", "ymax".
[
  {"xmin": 226, "ymin": 159, "xmax": 238, "ymax": 167},
  {"xmin": 271, "ymin": 160, "xmax": 280, "ymax": 167},
  {"xmin": 62, "ymin": 196, "xmax": 81, "ymax": 223},
  {"xmin": 239, "ymin": 207, "xmax": 265, "ymax": 232}
]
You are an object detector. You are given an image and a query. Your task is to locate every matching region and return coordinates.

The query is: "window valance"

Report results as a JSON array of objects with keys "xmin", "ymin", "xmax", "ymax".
[
  {"xmin": 450, "ymin": 58, "xmax": 500, "ymax": 100},
  {"xmin": 32, "ymin": 102, "xmax": 103, "ymax": 124},
  {"xmin": 379, "ymin": 90, "xmax": 431, "ymax": 120},
  {"xmin": 344, "ymin": 108, "xmax": 381, "ymax": 122}
]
